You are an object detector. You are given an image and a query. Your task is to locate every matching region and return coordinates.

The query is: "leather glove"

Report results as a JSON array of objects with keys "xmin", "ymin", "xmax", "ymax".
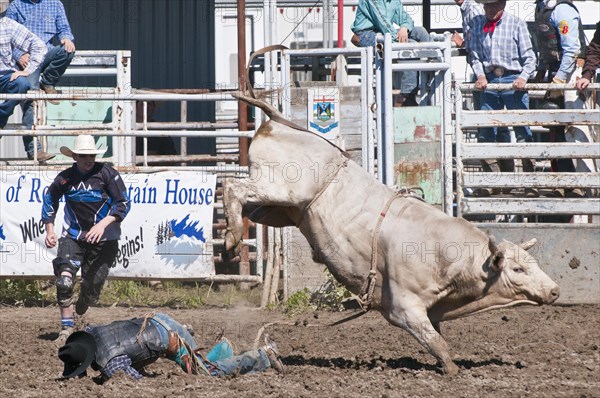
[{"xmin": 546, "ymin": 76, "xmax": 566, "ymax": 99}]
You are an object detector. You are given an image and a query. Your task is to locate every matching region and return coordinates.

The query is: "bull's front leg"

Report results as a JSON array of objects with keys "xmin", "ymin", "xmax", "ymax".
[
  {"xmin": 222, "ymin": 178, "xmax": 248, "ymax": 253},
  {"xmin": 384, "ymin": 304, "xmax": 459, "ymax": 375}
]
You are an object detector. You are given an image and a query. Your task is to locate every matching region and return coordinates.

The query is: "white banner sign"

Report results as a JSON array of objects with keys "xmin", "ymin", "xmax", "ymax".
[{"xmin": 0, "ymin": 170, "xmax": 216, "ymax": 278}]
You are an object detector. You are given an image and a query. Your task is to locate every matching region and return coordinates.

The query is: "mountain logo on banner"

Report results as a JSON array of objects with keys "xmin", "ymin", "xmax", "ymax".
[{"xmin": 155, "ymin": 214, "xmax": 205, "ymax": 257}]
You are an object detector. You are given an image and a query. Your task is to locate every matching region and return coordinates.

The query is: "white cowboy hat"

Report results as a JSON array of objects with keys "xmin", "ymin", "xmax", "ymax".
[{"xmin": 60, "ymin": 135, "xmax": 106, "ymax": 157}]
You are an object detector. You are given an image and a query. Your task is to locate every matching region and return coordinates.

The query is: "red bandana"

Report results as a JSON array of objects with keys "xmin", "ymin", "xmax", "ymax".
[{"xmin": 483, "ymin": 14, "xmax": 503, "ymax": 34}]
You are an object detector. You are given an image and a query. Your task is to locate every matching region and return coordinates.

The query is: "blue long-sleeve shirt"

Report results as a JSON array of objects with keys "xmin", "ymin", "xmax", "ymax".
[
  {"xmin": 536, "ymin": 0, "xmax": 582, "ymax": 81},
  {"xmin": 351, "ymin": 0, "xmax": 414, "ymax": 41},
  {"xmin": 7, "ymin": 0, "xmax": 74, "ymax": 62},
  {"xmin": 42, "ymin": 163, "xmax": 130, "ymax": 242}
]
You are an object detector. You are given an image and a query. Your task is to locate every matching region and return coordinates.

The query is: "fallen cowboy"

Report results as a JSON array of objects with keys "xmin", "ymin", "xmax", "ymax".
[{"xmin": 57, "ymin": 312, "xmax": 284, "ymax": 381}]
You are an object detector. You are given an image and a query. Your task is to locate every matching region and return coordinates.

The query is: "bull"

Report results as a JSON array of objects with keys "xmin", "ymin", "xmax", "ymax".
[{"xmin": 223, "ymin": 93, "xmax": 560, "ymax": 375}]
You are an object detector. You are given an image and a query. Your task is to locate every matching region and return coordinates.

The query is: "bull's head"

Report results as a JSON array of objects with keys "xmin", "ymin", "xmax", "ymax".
[{"xmin": 488, "ymin": 236, "xmax": 560, "ymax": 306}]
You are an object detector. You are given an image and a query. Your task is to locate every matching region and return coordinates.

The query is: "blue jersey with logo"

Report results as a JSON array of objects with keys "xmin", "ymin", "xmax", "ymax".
[{"xmin": 42, "ymin": 163, "xmax": 130, "ymax": 241}]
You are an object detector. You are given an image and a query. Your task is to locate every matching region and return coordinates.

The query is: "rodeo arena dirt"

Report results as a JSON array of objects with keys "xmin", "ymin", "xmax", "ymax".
[
  {"xmin": 0, "ymin": 304, "xmax": 598, "ymax": 397},
  {"xmin": 1, "ymin": 1, "xmax": 600, "ymax": 397}
]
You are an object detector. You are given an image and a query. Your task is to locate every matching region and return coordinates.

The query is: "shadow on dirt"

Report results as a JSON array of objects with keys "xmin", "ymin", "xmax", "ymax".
[
  {"xmin": 39, "ymin": 332, "xmax": 59, "ymax": 341},
  {"xmin": 455, "ymin": 358, "xmax": 514, "ymax": 369},
  {"xmin": 283, "ymin": 355, "xmax": 438, "ymax": 372},
  {"xmin": 284, "ymin": 355, "xmax": 516, "ymax": 373}
]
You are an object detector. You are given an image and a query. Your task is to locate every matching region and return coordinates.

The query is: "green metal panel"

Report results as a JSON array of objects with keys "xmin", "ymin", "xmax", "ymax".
[
  {"xmin": 394, "ymin": 106, "xmax": 443, "ymax": 206},
  {"xmin": 44, "ymin": 96, "xmax": 113, "ymax": 161}
]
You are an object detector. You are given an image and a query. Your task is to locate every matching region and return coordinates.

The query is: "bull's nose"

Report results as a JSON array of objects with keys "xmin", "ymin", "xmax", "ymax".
[{"xmin": 548, "ymin": 286, "xmax": 560, "ymax": 303}]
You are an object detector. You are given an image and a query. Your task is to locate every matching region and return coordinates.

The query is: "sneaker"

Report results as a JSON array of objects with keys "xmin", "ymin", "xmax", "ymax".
[
  {"xmin": 75, "ymin": 298, "xmax": 89, "ymax": 316},
  {"xmin": 27, "ymin": 151, "xmax": 56, "ymax": 162},
  {"xmin": 263, "ymin": 335, "xmax": 284, "ymax": 375},
  {"xmin": 40, "ymin": 83, "xmax": 60, "ymax": 105},
  {"xmin": 54, "ymin": 326, "xmax": 73, "ymax": 346}
]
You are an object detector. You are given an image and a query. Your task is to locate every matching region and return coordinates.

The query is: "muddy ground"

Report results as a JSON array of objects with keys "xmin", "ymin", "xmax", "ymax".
[{"xmin": 0, "ymin": 304, "xmax": 598, "ymax": 398}]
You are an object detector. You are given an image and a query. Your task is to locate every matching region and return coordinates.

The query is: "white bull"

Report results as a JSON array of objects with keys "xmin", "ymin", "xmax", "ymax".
[{"xmin": 223, "ymin": 94, "xmax": 560, "ymax": 375}]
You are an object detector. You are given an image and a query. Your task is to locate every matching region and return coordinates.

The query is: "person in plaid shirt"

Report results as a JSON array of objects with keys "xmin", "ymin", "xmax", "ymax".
[
  {"xmin": 0, "ymin": 16, "xmax": 46, "ymax": 148},
  {"xmin": 466, "ymin": 0, "xmax": 538, "ymax": 197},
  {"xmin": 7, "ymin": 0, "xmax": 75, "ymax": 160}
]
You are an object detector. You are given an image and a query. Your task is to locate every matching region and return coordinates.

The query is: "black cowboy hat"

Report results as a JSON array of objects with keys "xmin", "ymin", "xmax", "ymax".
[{"xmin": 58, "ymin": 331, "xmax": 97, "ymax": 378}]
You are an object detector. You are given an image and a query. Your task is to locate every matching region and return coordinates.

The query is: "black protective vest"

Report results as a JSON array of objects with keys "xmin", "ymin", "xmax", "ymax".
[
  {"xmin": 534, "ymin": 0, "xmax": 587, "ymax": 66},
  {"xmin": 88, "ymin": 318, "xmax": 165, "ymax": 369}
]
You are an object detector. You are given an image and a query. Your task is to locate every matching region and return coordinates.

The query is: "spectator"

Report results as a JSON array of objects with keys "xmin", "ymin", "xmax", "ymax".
[
  {"xmin": 57, "ymin": 313, "xmax": 284, "ymax": 381},
  {"xmin": 575, "ymin": 21, "xmax": 600, "ymax": 92},
  {"xmin": 42, "ymin": 135, "xmax": 130, "ymax": 345},
  {"xmin": 466, "ymin": 0, "xmax": 537, "ymax": 197},
  {"xmin": 351, "ymin": 0, "xmax": 430, "ymax": 106},
  {"xmin": 7, "ymin": 0, "xmax": 75, "ymax": 159},
  {"xmin": 454, "ymin": 0, "xmax": 511, "ymax": 185},
  {"xmin": 534, "ymin": 0, "xmax": 596, "ymax": 197},
  {"xmin": 0, "ymin": 16, "xmax": 50, "ymax": 160},
  {"xmin": 451, "ymin": 0, "xmax": 483, "ymax": 48}
]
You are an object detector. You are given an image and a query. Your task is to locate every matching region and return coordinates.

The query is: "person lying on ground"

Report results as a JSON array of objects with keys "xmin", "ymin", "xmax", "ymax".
[{"xmin": 57, "ymin": 312, "xmax": 285, "ymax": 381}]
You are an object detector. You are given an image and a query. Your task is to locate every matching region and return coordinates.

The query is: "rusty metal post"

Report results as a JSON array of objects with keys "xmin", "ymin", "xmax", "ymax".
[{"xmin": 237, "ymin": 0, "xmax": 251, "ymax": 281}]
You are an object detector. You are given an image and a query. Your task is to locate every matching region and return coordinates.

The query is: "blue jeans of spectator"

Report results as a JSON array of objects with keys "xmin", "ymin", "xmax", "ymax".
[
  {"xmin": 477, "ymin": 73, "xmax": 532, "ymax": 143},
  {"xmin": 21, "ymin": 45, "xmax": 74, "ymax": 155},
  {"xmin": 354, "ymin": 27, "xmax": 430, "ymax": 94},
  {"xmin": 0, "ymin": 74, "xmax": 30, "ymax": 128},
  {"xmin": 211, "ymin": 348, "xmax": 271, "ymax": 377}
]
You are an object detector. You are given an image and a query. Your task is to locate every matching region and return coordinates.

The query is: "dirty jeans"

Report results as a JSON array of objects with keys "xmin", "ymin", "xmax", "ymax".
[{"xmin": 211, "ymin": 348, "xmax": 272, "ymax": 377}]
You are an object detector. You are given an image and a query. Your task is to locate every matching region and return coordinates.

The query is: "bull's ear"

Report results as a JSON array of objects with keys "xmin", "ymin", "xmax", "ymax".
[
  {"xmin": 520, "ymin": 238, "xmax": 537, "ymax": 251},
  {"xmin": 488, "ymin": 235, "xmax": 505, "ymax": 272}
]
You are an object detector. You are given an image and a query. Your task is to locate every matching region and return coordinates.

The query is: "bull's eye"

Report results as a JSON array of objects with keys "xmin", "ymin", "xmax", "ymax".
[{"xmin": 513, "ymin": 267, "xmax": 525, "ymax": 273}]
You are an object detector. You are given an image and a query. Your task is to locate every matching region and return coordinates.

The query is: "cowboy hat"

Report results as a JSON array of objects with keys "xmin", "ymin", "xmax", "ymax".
[
  {"xmin": 60, "ymin": 135, "xmax": 106, "ymax": 157},
  {"xmin": 58, "ymin": 331, "xmax": 97, "ymax": 378}
]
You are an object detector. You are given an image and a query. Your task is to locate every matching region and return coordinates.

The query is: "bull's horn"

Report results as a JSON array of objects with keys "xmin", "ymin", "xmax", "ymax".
[
  {"xmin": 488, "ymin": 234, "xmax": 500, "ymax": 254},
  {"xmin": 520, "ymin": 238, "xmax": 537, "ymax": 251}
]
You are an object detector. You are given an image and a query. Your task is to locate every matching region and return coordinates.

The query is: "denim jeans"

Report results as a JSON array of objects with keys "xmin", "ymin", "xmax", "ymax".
[
  {"xmin": 355, "ymin": 26, "xmax": 430, "ymax": 94},
  {"xmin": 21, "ymin": 45, "xmax": 74, "ymax": 155},
  {"xmin": 0, "ymin": 74, "xmax": 30, "ymax": 128},
  {"xmin": 477, "ymin": 73, "xmax": 532, "ymax": 143},
  {"xmin": 211, "ymin": 348, "xmax": 271, "ymax": 377}
]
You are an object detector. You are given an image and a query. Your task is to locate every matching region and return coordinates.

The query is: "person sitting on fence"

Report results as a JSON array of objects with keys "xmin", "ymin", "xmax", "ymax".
[
  {"xmin": 0, "ymin": 16, "xmax": 49, "ymax": 160},
  {"xmin": 466, "ymin": 0, "xmax": 538, "ymax": 197},
  {"xmin": 7, "ymin": 0, "xmax": 76, "ymax": 160},
  {"xmin": 350, "ymin": 0, "xmax": 430, "ymax": 106},
  {"xmin": 57, "ymin": 312, "xmax": 284, "ymax": 381}
]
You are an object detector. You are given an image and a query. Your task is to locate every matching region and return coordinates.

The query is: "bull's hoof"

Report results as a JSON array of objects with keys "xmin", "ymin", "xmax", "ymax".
[
  {"xmin": 442, "ymin": 362, "xmax": 459, "ymax": 376},
  {"xmin": 224, "ymin": 230, "xmax": 239, "ymax": 252}
]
